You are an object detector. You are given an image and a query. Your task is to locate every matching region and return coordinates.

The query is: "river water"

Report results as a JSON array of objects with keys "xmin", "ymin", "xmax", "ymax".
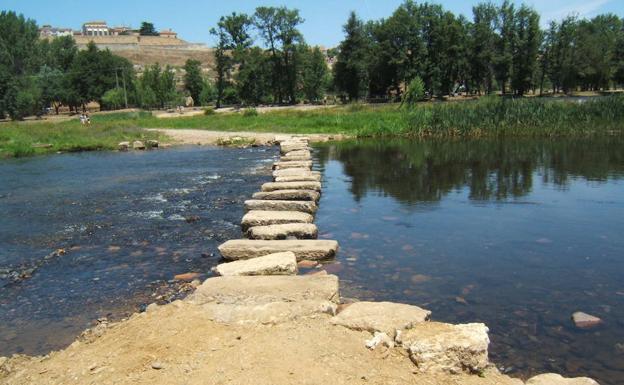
[
  {"xmin": 1, "ymin": 139, "xmax": 623, "ymax": 384},
  {"xmin": 0, "ymin": 146, "xmax": 274, "ymax": 356},
  {"xmin": 312, "ymin": 138, "xmax": 624, "ymax": 384}
]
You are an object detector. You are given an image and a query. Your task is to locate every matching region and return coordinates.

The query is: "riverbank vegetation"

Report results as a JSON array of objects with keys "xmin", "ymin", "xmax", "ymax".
[{"xmin": 2, "ymin": 96, "xmax": 623, "ymax": 157}]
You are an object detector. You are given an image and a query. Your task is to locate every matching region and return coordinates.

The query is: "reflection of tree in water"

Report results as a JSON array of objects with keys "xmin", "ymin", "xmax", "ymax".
[{"xmin": 315, "ymin": 138, "xmax": 624, "ymax": 204}]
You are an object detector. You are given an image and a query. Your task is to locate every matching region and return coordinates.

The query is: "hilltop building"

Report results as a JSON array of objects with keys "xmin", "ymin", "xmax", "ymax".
[
  {"xmin": 39, "ymin": 25, "xmax": 73, "ymax": 38},
  {"xmin": 82, "ymin": 21, "xmax": 110, "ymax": 36},
  {"xmin": 159, "ymin": 29, "xmax": 178, "ymax": 39}
]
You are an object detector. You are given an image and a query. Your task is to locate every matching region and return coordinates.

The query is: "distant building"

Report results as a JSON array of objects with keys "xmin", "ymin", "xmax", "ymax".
[
  {"xmin": 82, "ymin": 21, "xmax": 110, "ymax": 36},
  {"xmin": 159, "ymin": 29, "xmax": 178, "ymax": 39},
  {"xmin": 110, "ymin": 26, "xmax": 134, "ymax": 36},
  {"xmin": 39, "ymin": 25, "xmax": 73, "ymax": 38}
]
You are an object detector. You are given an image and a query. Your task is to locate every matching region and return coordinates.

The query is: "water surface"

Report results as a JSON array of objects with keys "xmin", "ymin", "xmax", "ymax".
[
  {"xmin": 0, "ymin": 146, "xmax": 273, "ymax": 355},
  {"xmin": 313, "ymin": 138, "xmax": 624, "ymax": 384}
]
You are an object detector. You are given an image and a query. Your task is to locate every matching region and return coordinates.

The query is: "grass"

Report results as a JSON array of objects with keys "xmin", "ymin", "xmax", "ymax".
[{"xmin": 1, "ymin": 96, "xmax": 623, "ymax": 158}]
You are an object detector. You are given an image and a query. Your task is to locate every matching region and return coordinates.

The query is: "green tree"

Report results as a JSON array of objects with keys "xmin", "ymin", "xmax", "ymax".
[
  {"xmin": 301, "ymin": 46, "xmax": 329, "ymax": 103},
  {"xmin": 334, "ymin": 11, "xmax": 369, "ymax": 100},
  {"xmin": 139, "ymin": 22, "xmax": 159, "ymax": 36},
  {"xmin": 494, "ymin": 0, "xmax": 515, "ymax": 94},
  {"xmin": 471, "ymin": 3, "xmax": 498, "ymax": 94},
  {"xmin": 183, "ymin": 59, "xmax": 204, "ymax": 105},
  {"xmin": 401, "ymin": 76, "xmax": 425, "ymax": 107},
  {"xmin": 511, "ymin": 5, "xmax": 541, "ymax": 95},
  {"xmin": 37, "ymin": 65, "xmax": 65, "ymax": 114},
  {"xmin": 101, "ymin": 88, "xmax": 125, "ymax": 110}
]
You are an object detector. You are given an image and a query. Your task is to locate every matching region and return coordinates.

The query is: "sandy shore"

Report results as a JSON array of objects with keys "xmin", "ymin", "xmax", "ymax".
[{"xmin": 150, "ymin": 129, "xmax": 350, "ymax": 146}]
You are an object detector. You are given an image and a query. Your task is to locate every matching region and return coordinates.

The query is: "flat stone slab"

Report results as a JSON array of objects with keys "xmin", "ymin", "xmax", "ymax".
[
  {"xmin": 526, "ymin": 374, "xmax": 599, "ymax": 385},
  {"xmin": 571, "ymin": 311, "xmax": 602, "ymax": 329},
  {"xmin": 280, "ymin": 144, "xmax": 311, "ymax": 154},
  {"xmin": 275, "ymin": 175, "xmax": 321, "ymax": 182},
  {"xmin": 189, "ymin": 274, "xmax": 340, "ymax": 305},
  {"xmin": 273, "ymin": 169, "xmax": 320, "ymax": 177},
  {"xmin": 273, "ymin": 160, "xmax": 313, "ymax": 170},
  {"xmin": 200, "ymin": 300, "xmax": 337, "ymax": 325},
  {"xmin": 261, "ymin": 181, "xmax": 322, "ymax": 192},
  {"xmin": 248, "ymin": 223, "xmax": 318, "ymax": 240},
  {"xmin": 213, "ymin": 251, "xmax": 298, "ymax": 276},
  {"xmin": 330, "ymin": 301, "xmax": 431, "ymax": 337},
  {"xmin": 252, "ymin": 189, "xmax": 320, "ymax": 202},
  {"xmin": 218, "ymin": 239, "xmax": 339, "ymax": 261},
  {"xmin": 281, "ymin": 155, "xmax": 311, "ymax": 162},
  {"xmin": 283, "ymin": 150, "xmax": 311, "ymax": 158},
  {"xmin": 244, "ymin": 200, "xmax": 317, "ymax": 214},
  {"xmin": 275, "ymin": 135, "xmax": 309, "ymax": 143},
  {"xmin": 241, "ymin": 210, "xmax": 314, "ymax": 230},
  {"xmin": 401, "ymin": 322, "xmax": 489, "ymax": 374}
]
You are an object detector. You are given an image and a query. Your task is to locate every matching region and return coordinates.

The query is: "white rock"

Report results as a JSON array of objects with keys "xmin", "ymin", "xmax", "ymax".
[
  {"xmin": 526, "ymin": 373, "xmax": 600, "ymax": 385},
  {"xmin": 244, "ymin": 200, "xmax": 317, "ymax": 214},
  {"xmin": 330, "ymin": 301, "xmax": 431, "ymax": 337},
  {"xmin": 248, "ymin": 223, "xmax": 318, "ymax": 240},
  {"xmin": 213, "ymin": 251, "xmax": 298, "ymax": 276},
  {"xmin": 571, "ymin": 312, "xmax": 602, "ymax": 329},
  {"xmin": 132, "ymin": 140, "xmax": 145, "ymax": 150},
  {"xmin": 275, "ymin": 175, "xmax": 321, "ymax": 182},
  {"xmin": 118, "ymin": 141, "xmax": 130, "ymax": 151},
  {"xmin": 403, "ymin": 322, "xmax": 490, "ymax": 374},
  {"xmin": 218, "ymin": 239, "xmax": 339, "ymax": 261},
  {"xmin": 261, "ymin": 181, "xmax": 322, "ymax": 192},
  {"xmin": 273, "ymin": 169, "xmax": 320, "ymax": 177},
  {"xmin": 252, "ymin": 189, "xmax": 320, "ymax": 202},
  {"xmin": 241, "ymin": 210, "xmax": 314, "ymax": 230},
  {"xmin": 273, "ymin": 160, "xmax": 313, "ymax": 170},
  {"xmin": 200, "ymin": 300, "xmax": 336, "ymax": 325},
  {"xmin": 365, "ymin": 332, "xmax": 395, "ymax": 350}
]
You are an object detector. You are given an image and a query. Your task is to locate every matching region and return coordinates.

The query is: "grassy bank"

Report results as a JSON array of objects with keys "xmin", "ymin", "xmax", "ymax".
[
  {"xmin": 0, "ymin": 112, "xmax": 163, "ymax": 158},
  {"xmin": 1, "ymin": 96, "xmax": 623, "ymax": 158}
]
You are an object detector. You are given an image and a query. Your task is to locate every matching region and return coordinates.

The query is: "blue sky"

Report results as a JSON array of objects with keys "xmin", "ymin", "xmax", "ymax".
[{"xmin": 3, "ymin": 0, "xmax": 623, "ymax": 47}]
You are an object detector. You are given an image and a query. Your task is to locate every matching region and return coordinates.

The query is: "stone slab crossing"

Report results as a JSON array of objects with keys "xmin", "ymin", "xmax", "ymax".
[
  {"xmin": 218, "ymin": 239, "xmax": 339, "ymax": 261},
  {"xmin": 244, "ymin": 199, "xmax": 318, "ymax": 214},
  {"xmin": 247, "ymin": 223, "xmax": 318, "ymax": 240},
  {"xmin": 252, "ymin": 189, "xmax": 320, "ymax": 202}
]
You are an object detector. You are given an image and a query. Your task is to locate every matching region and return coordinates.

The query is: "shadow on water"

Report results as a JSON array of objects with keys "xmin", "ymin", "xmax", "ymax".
[
  {"xmin": 313, "ymin": 137, "xmax": 624, "ymax": 384},
  {"xmin": 0, "ymin": 146, "xmax": 276, "ymax": 356}
]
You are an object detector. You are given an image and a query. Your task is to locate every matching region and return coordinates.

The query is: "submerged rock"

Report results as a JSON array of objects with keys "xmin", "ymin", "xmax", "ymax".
[{"xmin": 571, "ymin": 312, "xmax": 602, "ymax": 329}]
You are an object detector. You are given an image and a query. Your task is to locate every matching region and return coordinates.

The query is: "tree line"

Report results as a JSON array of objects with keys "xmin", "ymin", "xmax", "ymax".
[
  {"xmin": 0, "ymin": 11, "xmax": 217, "ymax": 120},
  {"xmin": 333, "ymin": 1, "xmax": 624, "ymax": 100}
]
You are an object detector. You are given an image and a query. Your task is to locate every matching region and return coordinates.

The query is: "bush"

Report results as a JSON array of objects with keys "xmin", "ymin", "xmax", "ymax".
[
  {"xmin": 204, "ymin": 107, "xmax": 216, "ymax": 115},
  {"xmin": 101, "ymin": 88, "xmax": 126, "ymax": 110},
  {"xmin": 242, "ymin": 108, "xmax": 258, "ymax": 117},
  {"xmin": 402, "ymin": 76, "xmax": 426, "ymax": 108}
]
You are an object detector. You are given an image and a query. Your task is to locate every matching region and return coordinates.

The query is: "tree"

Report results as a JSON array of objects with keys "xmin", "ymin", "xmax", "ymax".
[
  {"xmin": 401, "ymin": 76, "xmax": 425, "ymax": 107},
  {"xmin": 301, "ymin": 46, "xmax": 329, "ymax": 103},
  {"xmin": 494, "ymin": 0, "xmax": 515, "ymax": 94},
  {"xmin": 139, "ymin": 22, "xmax": 159, "ymax": 36},
  {"xmin": 183, "ymin": 59, "xmax": 204, "ymax": 105},
  {"xmin": 471, "ymin": 3, "xmax": 498, "ymax": 94},
  {"xmin": 37, "ymin": 65, "xmax": 65, "ymax": 114},
  {"xmin": 236, "ymin": 47, "xmax": 271, "ymax": 105},
  {"xmin": 511, "ymin": 5, "xmax": 541, "ymax": 95},
  {"xmin": 101, "ymin": 88, "xmax": 125, "ymax": 110},
  {"xmin": 334, "ymin": 12, "xmax": 369, "ymax": 100}
]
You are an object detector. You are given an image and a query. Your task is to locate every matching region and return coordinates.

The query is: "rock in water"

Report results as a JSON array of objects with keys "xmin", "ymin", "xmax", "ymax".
[
  {"xmin": 132, "ymin": 140, "xmax": 146, "ymax": 150},
  {"xmin": 247, "ymin": 223, "xmax": 318, "ymax": 240},
  {"xmin": 261, "ymin": 181, "xmax": 322, "ymax": 192},
  {"xmin": 218, "ymin": 239, "xmax": 339, "ymax": 261},
  {"xmin": 403, "ymin": 322, "xmax": 490, "ymax": 374},
  {"xmin": 571, "ymin": 312, "xmax": 602, "ymax": 329},
  {"xmin": 118, "ymin": 141, "xmax": 130, "ymax": 151},
  {"xmin": 241, "ymin": 210, "xmax": 314, "ymax": 231},
  {"xmin": 525, "ymin": 373, "xmax": 600, "ymax": 385},
  {"xmin": 213, "ymin": 252, "xmax": 298, "ymax": 276},
  {"xmin": 244, "ymin": 200, "xmax": 318, "ymax": 215}
]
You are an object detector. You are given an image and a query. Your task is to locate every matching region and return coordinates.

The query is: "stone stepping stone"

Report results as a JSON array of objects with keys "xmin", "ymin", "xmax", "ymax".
[
  {"xmin": 330, "ymin": 301, "xmax": 431, "ymax": 337},
  {"xmin": 261, "ymin": 181, "xmax": 322, "ymax": 192},
  {"xmin": 213, "ymin": 251, "xmax": 298, "ymax": 276},
  {"xmin": 275, "ymin": 135, "xmax": 309, "ymax": 143},
  {"xmin": 241, "ymin": 210, "xmax": 313, "ymax": 231},
  {"xmin": 244, "ymin": 199, "xmax": 317, "ymax": 214},
  {"xmin": 252, "ymin": 189, "xmax": 320, "ymax": 202},
  {"xmin": 275, "ymin": 175, "xmax": 321, "ymax": 182},
  {"xmin": 280, "ymin": 144, "xmax": 311, "ymax": 154},
  {"xmin": 525, "ymin": 374, "xmax": 599, "ymax": 385},
  {"xmin": 248, "ymin": 223, "xmax": 318, "ymax": 240},
  {"xmin": 273, "ymin": 169, "xmax": 320, "ymax": 177},
  {"xmin": 189, "ymin": 274, "xmax": 339, "ymax": 305},
  {"xmin": 283, "ymin": 150, "xmax": 311, "ymax": 158},
  {"xmin": 280, "ymin": 155, "xmax": 311, "ymax": 162},
  {"xmin": 218, "ymin": 239, "xmax": 339, "ymax": 261},
  {"xmin": 273, "ymin": 160, "xmax": 313, "ymax": 170}
]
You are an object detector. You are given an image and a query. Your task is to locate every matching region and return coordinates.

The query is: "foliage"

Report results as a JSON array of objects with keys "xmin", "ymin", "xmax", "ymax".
[
  {"xmin": 333, "ymin": 12, "xmax": 369, "ymax": 101},
  {"xmin": 139, "ymin": 22, "xmax": 159, "ymax": 36},
  {"xmin": 402, "ymin": 76, "xmax": 425, "ymax": 107},
  {"xmin": 137, "ymin": 63, "xmax": 178, "ymax": 109},
  {"xmin": 301, "ymin": 46, "xmax": 329, "ymax": 103},
  {"xmin": 183, "ymin": 59, "xmax": 204, "ymax": 105},
  {"xmin": 101, "ymin": 88, "xmax": 126, "ymax": 110},
  {"xmin": 242, "ymin": 107, "xmax": 258, "ymax": 117}
]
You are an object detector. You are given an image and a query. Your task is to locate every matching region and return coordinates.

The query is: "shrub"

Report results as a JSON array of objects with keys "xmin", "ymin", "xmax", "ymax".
[
  {"xmin": 101, "ymin": 88, "xmax": 126, "ymax": 110},
  {"xmin": 402, "ymin": 76, "xmax": 426, "ymax": 108},
  {"xmin": 204, "ymin": 107, "xmax": 216, "ymax": 115},
  {"xmin": 243, "ymin": 108, "xmax": 258, "ymax": 117}
]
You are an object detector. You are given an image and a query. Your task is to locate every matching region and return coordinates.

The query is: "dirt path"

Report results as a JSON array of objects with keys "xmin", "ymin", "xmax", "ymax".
[
  {"xmin": 0, "ymin": 301, "xmax": 521, "ymax": 385},
  {"xmin": 151, "ymin": 129, "xmax": 349, "ymax": 146}
]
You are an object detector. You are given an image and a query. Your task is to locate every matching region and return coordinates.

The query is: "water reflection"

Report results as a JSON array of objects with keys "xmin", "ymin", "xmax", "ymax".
[
  {"xmin": 313, "ymin": 137, "xmax": 624, "ymax": 385},
  {"xmin": 315, "ymin": 138, "xmax": 624, "ymax": 203}
]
